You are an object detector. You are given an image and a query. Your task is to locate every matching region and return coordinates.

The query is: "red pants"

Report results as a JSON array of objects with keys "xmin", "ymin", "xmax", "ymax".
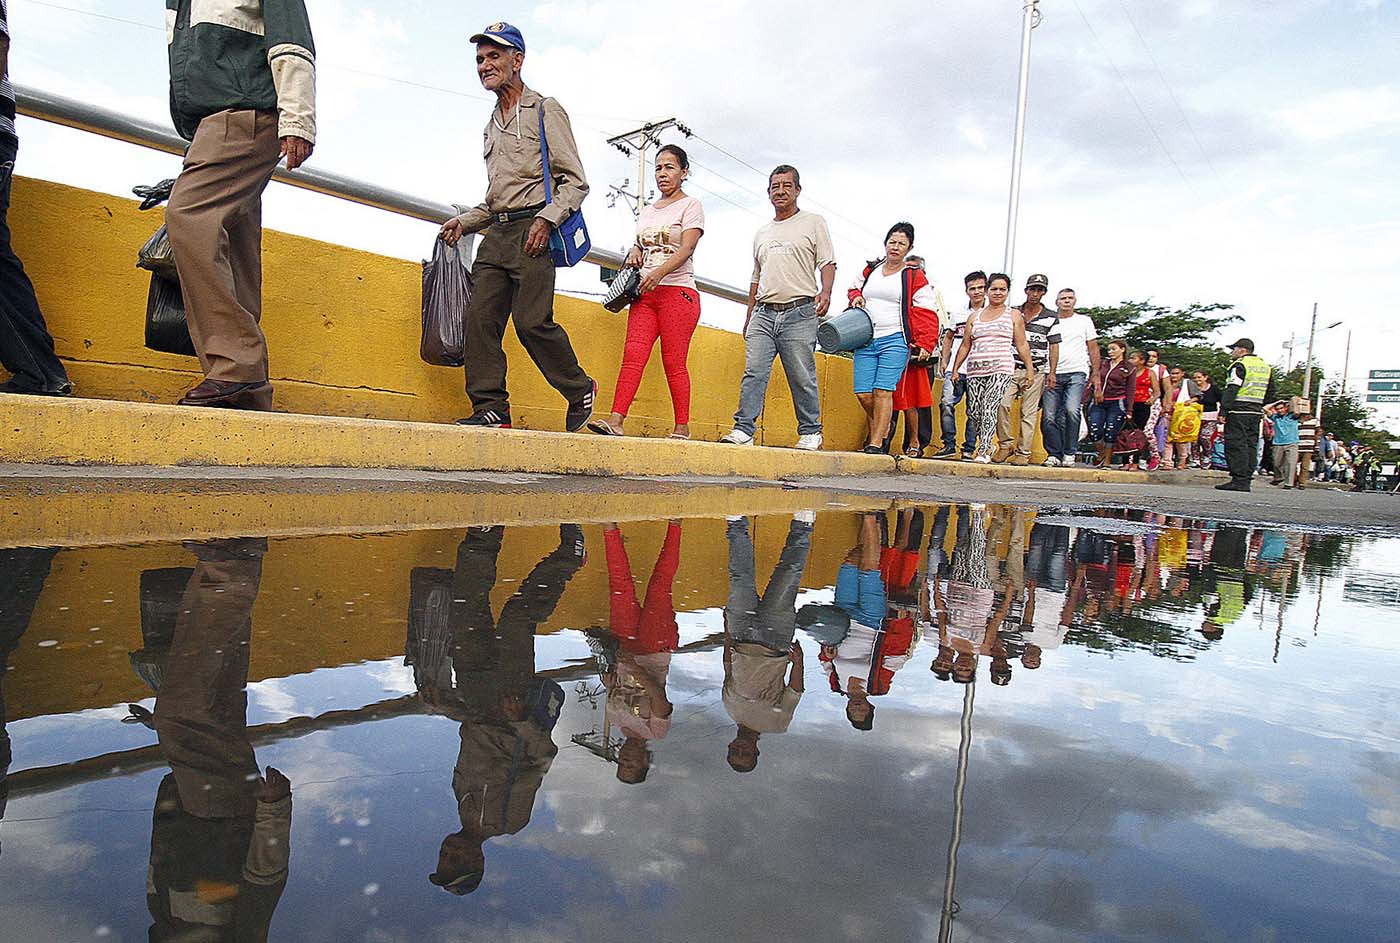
[
  {"xmin": 609, "ymin": 286, "xmax": 701, "ymax": 423},
  {"xmin": 605, "ymin": 523, "xmax": 682, "ymax": 654}
]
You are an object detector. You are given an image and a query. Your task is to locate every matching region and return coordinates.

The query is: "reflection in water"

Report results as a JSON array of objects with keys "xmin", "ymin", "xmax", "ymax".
[
  {"xmin": 143, "ymin": 539, "xmax": 291, "ymax": 941},
  {"xmin": 0, "ymin": 505, "xmax": 1393, "ymax": 943}
]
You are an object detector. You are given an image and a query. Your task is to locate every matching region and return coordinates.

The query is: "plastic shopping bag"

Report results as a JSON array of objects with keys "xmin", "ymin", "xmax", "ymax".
[
  {"xmin": 137, "ymin": 224, "xmax": 178, "ymax": 277},
  {"xmin": 144, "ymin": 272, "xmax": 196, "ymax": 357},
  {"xmin": 1168, "ymin": 402, "xmax": 1203, "ymax": 443},
  {"xmin": 420, "ymin": 236, "xmax": 474, "ymax": 367}
]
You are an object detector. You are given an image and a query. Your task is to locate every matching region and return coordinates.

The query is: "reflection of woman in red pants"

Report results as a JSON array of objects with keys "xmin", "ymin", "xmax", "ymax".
[
  {"xmin": 589, "ymin": 145, "xmax": 705, "ymax": 440},
  {"xmin": 601, "ymin": 521, "xmax": 683, "ymax": 785}
]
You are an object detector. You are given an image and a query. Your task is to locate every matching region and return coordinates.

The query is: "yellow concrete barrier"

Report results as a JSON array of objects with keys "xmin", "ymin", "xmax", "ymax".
[{"xmin": 7, "ymin": 176, "xmax": 881, "ymax": 447}]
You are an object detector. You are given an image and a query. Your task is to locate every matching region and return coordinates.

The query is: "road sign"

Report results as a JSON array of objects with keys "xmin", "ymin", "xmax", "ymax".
[
  {"xmin": 1368, "ymin": 381, "xmax": 1400, "ymax": 392},
  {"xmin": 1370, "ymin": 370, "xmax": 1400, "ymax": 380},
  {"xmin": 1366, "ymin": 393, "xmax": 1400, "ymax": 403}
]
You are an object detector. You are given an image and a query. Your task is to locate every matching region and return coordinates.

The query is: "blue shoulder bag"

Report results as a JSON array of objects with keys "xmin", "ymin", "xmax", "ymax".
[{"xmin": 538, "ymin": 103, "xmax": 591, "ymax": 267}]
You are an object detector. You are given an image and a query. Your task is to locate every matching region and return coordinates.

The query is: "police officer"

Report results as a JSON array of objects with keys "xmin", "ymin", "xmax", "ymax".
[{"xmin": 1216, "ymin": 338, "xmax": 1275, "ymax": 493}]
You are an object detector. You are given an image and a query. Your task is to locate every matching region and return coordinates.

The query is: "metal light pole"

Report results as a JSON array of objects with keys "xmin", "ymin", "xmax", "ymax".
[
  {"xmin": 1341, "ymin": 330, "xmax": 1352, "ymax": 395},
  {"xmin": 1003, "ymin": 0, "xmax": 1041, "ymax": 274},
  {"xmin": 1301, "ymin": 303, "xmax": 1319, "ymax": 398}
]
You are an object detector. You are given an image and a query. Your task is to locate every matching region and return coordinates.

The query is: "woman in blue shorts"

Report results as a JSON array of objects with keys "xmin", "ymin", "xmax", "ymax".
[{"xmin": 846, "ymin": 223, "xmax": 940, "ymax": 455}]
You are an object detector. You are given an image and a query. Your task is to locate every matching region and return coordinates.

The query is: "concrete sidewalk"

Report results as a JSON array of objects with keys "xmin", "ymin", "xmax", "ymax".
[{"xmin": 2, "ymin": 393, "xmax": 1144, "ymax": 483}]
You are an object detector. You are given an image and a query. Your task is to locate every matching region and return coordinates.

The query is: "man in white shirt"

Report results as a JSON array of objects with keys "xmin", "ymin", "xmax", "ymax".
[
  {"xmin": 721, "ymin": 165, "xmax": 834, "ymax": 450},
  {"xmin": 933, "ymin": 271, "xmax": 987, "ymax": 459},
  {"xmin": 1040, "ymin": 288, "xmax": 1100, "ymax": 466}
]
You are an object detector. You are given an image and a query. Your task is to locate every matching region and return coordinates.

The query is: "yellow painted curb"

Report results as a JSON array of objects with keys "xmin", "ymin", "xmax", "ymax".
[
  {"xmin": 1, "ymin": 394, "xmax": 897, "ymax": 479},
  {"xmin": 895, "ymin": 455, "xmax": 1150, "ymax": 484}
]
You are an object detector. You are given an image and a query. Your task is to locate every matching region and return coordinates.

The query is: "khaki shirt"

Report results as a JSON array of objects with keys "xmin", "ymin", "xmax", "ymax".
[
  {"xmin": 457, "ymin": 86, "xmax": 589, "ymax": 234},
  {"xmin": 751, "ymin": 210, "xmax": 836, "ymax": 304}
]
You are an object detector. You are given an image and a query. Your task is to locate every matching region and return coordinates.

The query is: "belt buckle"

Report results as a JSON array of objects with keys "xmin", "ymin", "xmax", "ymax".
[{"xmin": 495, "ymin": 211, "xmax": 511, "ymax": 224}]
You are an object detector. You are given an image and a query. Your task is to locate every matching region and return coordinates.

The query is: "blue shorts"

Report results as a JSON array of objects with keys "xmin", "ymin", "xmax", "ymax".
[
  {"xmin": 836, "ymin": 563, "xmax": 888, "ymax": 629},
  {"xmin": 853, "ymin": 332, "xmax": 907, "ymax": 394}
]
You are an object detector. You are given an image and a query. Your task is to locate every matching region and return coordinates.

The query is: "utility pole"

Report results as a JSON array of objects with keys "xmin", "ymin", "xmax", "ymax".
[
  {"xmin": 606, "ymin": 118, "xmax": 691, "ymax": 218},
  {"xmin": 1003, "ymin": 0, "xmax": 1041, "ymax": 274},
  {"xmin": 1341, "ymin": 330, "xmax": 1351, "ymax": 394},
  {"xmin": 1302, "ymin": 302, "xmax": 1319, "ymax": 400}
]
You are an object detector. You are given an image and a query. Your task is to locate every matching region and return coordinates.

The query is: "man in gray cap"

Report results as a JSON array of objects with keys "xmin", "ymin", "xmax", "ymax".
[
  {"xmin": 440, "ymin": 22, "xmax": 595, "ymax": 432},
  {"xmin": 1216, "ymin": 338, "xmax": 1275, "ymax": 492},
  {"xmin": 995, "ymin": 273, "xmax": 1058, "ymax": 464}
]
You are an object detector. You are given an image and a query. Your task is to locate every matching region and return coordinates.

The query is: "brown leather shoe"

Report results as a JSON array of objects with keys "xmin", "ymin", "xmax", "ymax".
[
  {"xmin": 1010, "ymin": 454, "xmax": 1030, "ymax": 466},
  {"xmin": 178, "ymin": 378, "xmax": 273, "ymax": 410},
  {"xmin": 992, "ymin": 445, "xmax": 1013, "ymax": 464}
]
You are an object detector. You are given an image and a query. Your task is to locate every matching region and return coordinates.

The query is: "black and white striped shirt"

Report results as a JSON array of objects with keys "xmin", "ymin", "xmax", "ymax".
[{"xmin": 1, "ymin": 0, "xmax": 16, "ymax": 141}]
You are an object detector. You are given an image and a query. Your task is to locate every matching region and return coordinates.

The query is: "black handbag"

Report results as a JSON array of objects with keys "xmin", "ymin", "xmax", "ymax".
[{"xmin": 603, "ymin": 265, "xmax": 642, "ymax": 312}]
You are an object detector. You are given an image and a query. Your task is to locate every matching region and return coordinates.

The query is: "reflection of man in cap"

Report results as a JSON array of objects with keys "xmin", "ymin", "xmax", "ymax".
[
  {"xmin": 423, "ymin": 524, "xmax": 584, "ymax": 895},
  {"xmin": 1216, "ymin": 338, "xmax": 1275, "ymax": 492},
  {"xmin": 439, "ymin": 22, "xmax": 596, "ymax": 433}
]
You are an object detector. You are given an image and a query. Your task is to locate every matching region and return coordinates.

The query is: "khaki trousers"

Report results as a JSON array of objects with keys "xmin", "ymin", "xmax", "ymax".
[
  {"xmin": 997, "ymin": 367, "xmax": 1046, "ymax": 457},
  {"xmin": 166, "ymin": 109, "xmax": 281, "ymax": 386}
]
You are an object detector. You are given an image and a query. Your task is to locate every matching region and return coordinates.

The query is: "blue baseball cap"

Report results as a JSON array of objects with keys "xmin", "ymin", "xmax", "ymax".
[{"xmin": 470, "ymin": 22, "xmax": 525, "ymax": 53}]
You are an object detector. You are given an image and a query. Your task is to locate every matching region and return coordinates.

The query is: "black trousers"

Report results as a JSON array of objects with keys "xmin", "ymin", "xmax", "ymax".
[
  {"xmin": 0, "ymin": 137, "xmax": 69, "ymax": 392},
  {"xmin": 1224, "ymin": 411, "xmax": 1262, "ymax": 484},
  {"xmin": 464, "ymin": 218, "xmax": 591, "ymax": 414}
]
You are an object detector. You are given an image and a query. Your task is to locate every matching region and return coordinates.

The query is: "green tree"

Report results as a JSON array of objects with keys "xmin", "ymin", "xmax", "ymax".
[{"xmin": 1079, "ymin": 301, "xmax": 1239, "ymax": 381}]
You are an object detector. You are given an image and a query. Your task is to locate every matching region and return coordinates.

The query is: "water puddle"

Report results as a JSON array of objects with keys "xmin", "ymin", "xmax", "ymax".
[{"xmin": 1, "ymin": 504, "xmax": 1397, "ymax": 941}]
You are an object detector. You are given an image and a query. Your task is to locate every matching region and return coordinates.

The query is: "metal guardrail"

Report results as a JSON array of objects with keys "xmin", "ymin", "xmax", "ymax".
[{"xmin": 15, "ymin": 85, "xmax": 751, "ymax": 306}]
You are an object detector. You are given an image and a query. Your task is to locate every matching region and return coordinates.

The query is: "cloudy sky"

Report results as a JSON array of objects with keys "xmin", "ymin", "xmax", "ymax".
[{"xmin": 8, "ymin": 0, "xmax": 1398, "ymax": 406}]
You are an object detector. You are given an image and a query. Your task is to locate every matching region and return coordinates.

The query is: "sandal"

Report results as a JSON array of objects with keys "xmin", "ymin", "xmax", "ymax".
[
  {"xmin": 904, "ymin": 446, "xmax": 922, "ymax": 458},
  {"xmin": 669, "ymin": 432, "xmax": 691, "ymax": 440},
  {"xmin": 587, "ymin": 419, "xmax": 623, "ymax": 436}
]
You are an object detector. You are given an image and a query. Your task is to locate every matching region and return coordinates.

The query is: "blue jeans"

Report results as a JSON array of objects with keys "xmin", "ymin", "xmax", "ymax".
[
  {"xmin": 1086, "ymin": 398, "xmax": 1127, "ymax": 444},
  {"xmin": 939, "ymin": 373, "xmax": 978, "ymax": 453},
  {"xmin": 734, "ymin": 301, "xmax": 822, "ymax": 436},
  {"xmin": 1041, "ymin": 372, "xmax": 1088, "ymax": 460}
]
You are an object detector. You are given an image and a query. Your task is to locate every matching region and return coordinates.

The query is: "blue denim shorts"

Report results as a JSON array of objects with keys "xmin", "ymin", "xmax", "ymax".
[{"xmin": 853, "ymin": 332, "xmax": 908, "ymax": 393}]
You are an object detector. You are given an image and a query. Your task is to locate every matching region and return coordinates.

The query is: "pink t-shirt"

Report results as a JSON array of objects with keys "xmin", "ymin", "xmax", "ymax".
[{"xmin": 636, "ymin": 195, "xmax": 705, "ymax": 288}]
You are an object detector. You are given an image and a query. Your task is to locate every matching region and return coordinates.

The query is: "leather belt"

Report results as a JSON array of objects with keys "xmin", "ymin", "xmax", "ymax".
[
  {"xmin": 492, "ymin": 204, "xmax": 546, "ymax": 224},
  {"xmin": 760, "ymin": 297, "xmax": 814, "ymax": 312}
]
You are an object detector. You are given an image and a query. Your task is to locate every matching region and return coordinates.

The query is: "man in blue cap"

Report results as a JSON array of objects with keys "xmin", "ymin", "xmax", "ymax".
[{"xmin": 440, "ymin": 23, "xmax": 595, "ymax": 432}]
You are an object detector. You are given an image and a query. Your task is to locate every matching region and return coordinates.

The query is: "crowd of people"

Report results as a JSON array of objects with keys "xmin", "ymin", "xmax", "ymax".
[{"xmin": 0, "ymin": 11, "xmax": 1380, "ymax": 495}]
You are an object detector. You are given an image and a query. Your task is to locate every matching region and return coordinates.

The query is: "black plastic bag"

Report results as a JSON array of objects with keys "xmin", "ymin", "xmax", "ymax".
[
  {"xmin": 136, "ymin": 224, "xmax": 178, "ymax": 276},
  {"xmin": 145, "ymin": 272, "xmax": 197, "ymax": 357},
  {"xmin": 420, "ymin": 237, "xmax": 474, "ymax": 367}
]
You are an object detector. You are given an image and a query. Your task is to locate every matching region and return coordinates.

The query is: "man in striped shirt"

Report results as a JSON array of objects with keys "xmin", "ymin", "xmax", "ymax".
[
  {"xmin": 0, "ymin": 0, "xmax": 72, "ymax": 396},
  {"xmin": 1295, "ymin": 397, "xmax": 1321, "ymax": 488}
]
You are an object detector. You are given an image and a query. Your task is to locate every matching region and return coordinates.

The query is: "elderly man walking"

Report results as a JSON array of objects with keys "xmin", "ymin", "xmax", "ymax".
[
  {"xmin": 164, "ymin": 0, "xmax": 317, "ymax": 411},
  {"xmin": 720, "ymin": 165, "xmax": 834, "ymax": 450},
  {"xmin": 440, "ymin": 23, "xmax": 595, "ymax": 432},
  {"xmin": 1039, "ymin": 287, "xmax": 1099, "ymax": 466}
]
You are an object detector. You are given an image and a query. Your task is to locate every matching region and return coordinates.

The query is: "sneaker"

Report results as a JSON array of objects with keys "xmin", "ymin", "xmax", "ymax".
[
  {"xmin": 720, "ymin": 429, "xmax": 755, "ymax": 445},
  {"xmin": 795, "ymin": 433, "xmax": 823, "ymax": 451},
  {"xmin": 1043, "ymin": 456, "xmax": 1061, "ymax": 467},
  {"xmin": 932, "ymin": 446, "xmax": 956, "ymax": 459},
  {"xmin": 456, "ymin": 408, "xmax": 512, "ymax": 428},
  {"xmin": 974, "ymin": 454, "xmax": 992, "ymax": 464},
  {"xmin": 565, "ymin": 379, "xmax": 597, "ymax": 432},
  {"xmin": 794, "ymin": 509, "xmax": 817, "ymax": 525},
  {"xmin": 1147, "ymin": 455, "xmax": 1161, "ymax": 471}
]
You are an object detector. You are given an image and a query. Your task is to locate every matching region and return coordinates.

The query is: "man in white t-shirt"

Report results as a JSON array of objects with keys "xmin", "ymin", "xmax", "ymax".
[
  {"xmin": 933, "ymin": 271, "xmax": 987, "ymax": 459},
  {"xmin": 721, "ymin": 164, "xmax": 835, "ymax": 450},
  {"xmin": 1040, "ymin": 288, "xmax": 1100, "ymax": 466}
]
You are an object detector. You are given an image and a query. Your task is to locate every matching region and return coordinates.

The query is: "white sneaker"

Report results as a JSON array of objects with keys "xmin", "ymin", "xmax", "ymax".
[
  {"xmin": 1043, "ymin": 456, "xmax": 1061, "ymax": 467},
  {"xmin": 720, "ymin": 429, "xmax": 754, "ymax": 445},
  {"xmin": 794, "ymin": 510, "xmax": 817, "ymax": 525},
  {"xmin": 795, "ymin": 433, "xmax": 823, "ymax": 451},
  {"xmin": 974, "ymin": 455, "xmax": 992, "ymax": 464}
]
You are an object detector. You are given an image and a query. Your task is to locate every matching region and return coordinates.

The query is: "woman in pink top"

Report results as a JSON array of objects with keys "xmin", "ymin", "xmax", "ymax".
[
  {"xmin": 590, "ymin": 145, "xmax": 705, "ymax": 439},
  {"xmin": 950, "ymin": 274, "xmax": 1034, "ymax": 462}
]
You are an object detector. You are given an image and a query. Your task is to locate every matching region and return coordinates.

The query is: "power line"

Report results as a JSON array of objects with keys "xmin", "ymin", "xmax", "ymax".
[
  {"xmin": 1069, "ymin": 0, "xmax": 1192, "ymax": 186},
  {"xmin": 1114, "ymin": 0, "xmax": 1219, "ymax": 177},
  {"xmin": 23, "ymin": 0, "xmax": 156, "ymax": 30}
]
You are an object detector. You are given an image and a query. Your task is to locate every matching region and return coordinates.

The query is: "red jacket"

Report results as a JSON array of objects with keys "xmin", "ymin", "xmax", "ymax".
[{"xmin": 847, "ymin": 263, "xmax": 941, "ymax": 352}]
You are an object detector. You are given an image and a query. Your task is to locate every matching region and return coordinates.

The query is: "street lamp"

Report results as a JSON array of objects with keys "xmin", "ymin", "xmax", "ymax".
[{"xmin": 1003, "ymin": 0, "xmax": 1042, "ymax": 274}]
